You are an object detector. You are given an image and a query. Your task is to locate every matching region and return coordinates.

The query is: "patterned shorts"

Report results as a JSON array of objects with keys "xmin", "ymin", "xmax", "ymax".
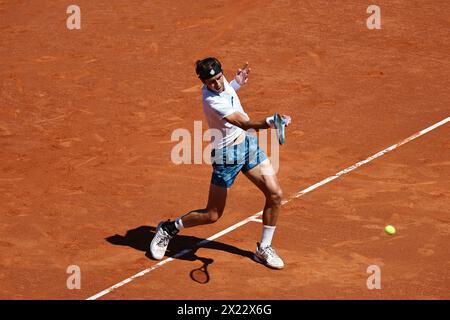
[{"xmin": 210, "ymin": 133, "xmax": 268, "ymax": 188}]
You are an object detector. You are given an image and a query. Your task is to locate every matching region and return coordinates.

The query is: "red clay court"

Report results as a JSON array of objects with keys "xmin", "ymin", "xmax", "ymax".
[{"xmin": 0, "ymin": 1, "xmax": 449, "ymax": 299}]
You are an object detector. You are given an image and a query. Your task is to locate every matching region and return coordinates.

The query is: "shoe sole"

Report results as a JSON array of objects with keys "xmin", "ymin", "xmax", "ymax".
[{"xmin": 254, "ymin": 253, "xmax": 284, "ymax": 270}]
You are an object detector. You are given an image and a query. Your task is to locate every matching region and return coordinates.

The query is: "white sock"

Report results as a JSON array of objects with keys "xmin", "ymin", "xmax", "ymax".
[
  {"xmin": 260, "ymin": 225, "xmax": 276, "ymax": 248},
  {"xmin": 175, "ymin": 218, "xmax": 184, "ymax": 231}
]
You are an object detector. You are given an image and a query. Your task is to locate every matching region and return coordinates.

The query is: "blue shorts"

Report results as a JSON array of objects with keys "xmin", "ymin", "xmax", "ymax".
[{"xmin": 211, "ymin": 133, "xmax": 268, "ymax": 188}]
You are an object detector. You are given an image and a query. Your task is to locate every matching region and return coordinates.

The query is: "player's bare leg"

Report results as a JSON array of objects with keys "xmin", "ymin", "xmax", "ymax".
[
  {"xmin": 244, "ymin": 159, "xmax": 283, "ymax": 225},
  {"xmin": 244, "ymin": 158, "xmax": 285, "ymax": 269},
  {"xmin": 150, "ymin": 183, "xmax": 227, "ymax": 260},
  {"xmin": 180, "ymin": 183, "xmax": 228, "ymax": 227}
]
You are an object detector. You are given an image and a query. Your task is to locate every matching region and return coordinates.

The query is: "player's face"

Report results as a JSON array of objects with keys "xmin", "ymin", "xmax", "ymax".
[{"xmin": 204, "ymin": 72, "xmax": 225, "ymax": 93}]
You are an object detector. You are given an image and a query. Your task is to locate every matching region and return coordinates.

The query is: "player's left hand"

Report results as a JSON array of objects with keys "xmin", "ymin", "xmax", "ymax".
[{"xmin": 235, "ymin": 62, "xmax": 251, "ymax": 86}]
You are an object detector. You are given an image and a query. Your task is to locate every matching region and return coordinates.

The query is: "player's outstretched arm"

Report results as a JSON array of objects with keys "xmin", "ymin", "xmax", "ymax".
[{"xmin": 225, "ymin": 112, "xmax": 291, "ymax": 131}]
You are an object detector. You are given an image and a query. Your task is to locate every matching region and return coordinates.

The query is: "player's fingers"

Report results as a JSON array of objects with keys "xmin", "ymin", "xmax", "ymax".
[
  {"xmin": 241, "ymin": 62, "xmax": 249, "ymax": 72},
  {"xmin": 282, "ymin": 115, "xmax": 292, "ymax": 126}
]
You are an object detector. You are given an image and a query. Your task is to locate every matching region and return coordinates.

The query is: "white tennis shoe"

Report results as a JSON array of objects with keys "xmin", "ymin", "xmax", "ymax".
[
  {"xmin": 254, "ymin": 242, "xmax": 285, "ymax": 269},
  {"xmin": 150, "ymin": 221, "xmax": 173, "ymax": 260}
]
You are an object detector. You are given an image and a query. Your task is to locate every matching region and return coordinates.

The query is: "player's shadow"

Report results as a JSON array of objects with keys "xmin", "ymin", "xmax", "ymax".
[{"xmin": 106, "ymin": 225, "xmax": 255, "ymax": 264}]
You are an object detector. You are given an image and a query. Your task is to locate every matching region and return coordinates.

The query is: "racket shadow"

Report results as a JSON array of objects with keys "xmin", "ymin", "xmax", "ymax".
[{"xmin": 189, "ymin": 256, "xmax": 213, "ymax": 284}]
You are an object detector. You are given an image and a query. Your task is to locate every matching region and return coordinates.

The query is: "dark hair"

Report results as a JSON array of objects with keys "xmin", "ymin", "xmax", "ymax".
[{"xmin": 195, "ymin": 57, "xmax": 223, "ymax": 80}]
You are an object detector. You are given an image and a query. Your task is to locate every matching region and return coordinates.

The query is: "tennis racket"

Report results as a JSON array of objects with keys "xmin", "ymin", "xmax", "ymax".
[{"xmin": 273, "ymin": 112, "xmax": 285, "ymax": 145}]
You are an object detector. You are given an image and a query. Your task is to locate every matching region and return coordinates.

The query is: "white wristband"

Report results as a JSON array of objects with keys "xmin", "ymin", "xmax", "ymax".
[
  {"xmin": 266, "ymin": 116, "xmax": 275, "ymax": 128},
  {"xmin": 230, "ymin": 79, "xmax": 241, "ymax": 91}
]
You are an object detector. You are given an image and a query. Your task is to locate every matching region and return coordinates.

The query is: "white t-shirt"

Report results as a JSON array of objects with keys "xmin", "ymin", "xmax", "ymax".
[{"xmin": 202, "ymin": 77, "xmax": 249, "ymax": 150}]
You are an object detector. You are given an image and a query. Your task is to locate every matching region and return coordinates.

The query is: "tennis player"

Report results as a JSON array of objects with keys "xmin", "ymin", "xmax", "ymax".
[{"xmin": 151, "ymin": 57, "xmax": 291, "ymax": 269}]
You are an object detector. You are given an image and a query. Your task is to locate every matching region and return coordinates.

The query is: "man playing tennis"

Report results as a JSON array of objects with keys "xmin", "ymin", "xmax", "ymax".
[{"xmin": 150, "ymin": 57, "xmax": 291, "ymax": 269}]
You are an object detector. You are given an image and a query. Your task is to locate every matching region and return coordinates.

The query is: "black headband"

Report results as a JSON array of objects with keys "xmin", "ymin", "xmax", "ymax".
[{"xmin": 198, "ymin": 62, "xmax": 223, "ymax": 80}]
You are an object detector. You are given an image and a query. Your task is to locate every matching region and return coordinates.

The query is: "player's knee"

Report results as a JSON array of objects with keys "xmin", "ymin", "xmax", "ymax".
[
  {"xmin": 268, "ymin": 189, "xmax": 283, "ymax": 207},
  {"xmin": 207, "ymin": 209, "xmax": 222, "ymax": 223}
]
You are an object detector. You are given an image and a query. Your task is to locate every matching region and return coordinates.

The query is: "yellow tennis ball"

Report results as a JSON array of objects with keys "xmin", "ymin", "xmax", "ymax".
[{"xmin": 385, "ymin": 225, "xmax": 396, "ymax": 235}]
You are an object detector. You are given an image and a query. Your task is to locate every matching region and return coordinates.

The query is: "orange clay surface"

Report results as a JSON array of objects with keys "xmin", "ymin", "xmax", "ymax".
[{"xmin": 0, "ymin": 0, "xmax": 449, "ymax": 299}]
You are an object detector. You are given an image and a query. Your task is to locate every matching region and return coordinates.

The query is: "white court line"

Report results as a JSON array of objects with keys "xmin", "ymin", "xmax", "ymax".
[{"xmin": 87, "ymin": 116, "xmax": 449, "ymax": 300}]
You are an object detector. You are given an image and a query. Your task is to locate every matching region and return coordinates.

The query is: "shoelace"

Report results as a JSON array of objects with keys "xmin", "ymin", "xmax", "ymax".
[
  {"xmin": 156, "ymin": 231, "xmax": 172, "ymax": 247},
  {"xmin": 261, "ymin": 246, "xmax": 277, "ymax": 259}
]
